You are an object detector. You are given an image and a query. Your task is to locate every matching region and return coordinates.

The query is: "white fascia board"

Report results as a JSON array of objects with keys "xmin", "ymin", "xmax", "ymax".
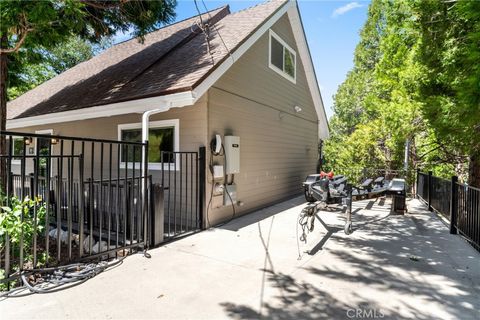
[
  {"xmin": 6, "ymin": 91, "xmax": 195, "ymax": 129},
  {"xmin": 287, "ymin": 4, "xmax": 329, "ymax": 140},
  {"xmin": 192, "ymin": 0, "xmax": 295, "ymax": 100}
]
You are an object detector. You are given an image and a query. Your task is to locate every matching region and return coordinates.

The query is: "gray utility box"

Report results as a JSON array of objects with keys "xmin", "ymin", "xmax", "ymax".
[
  {"xmin": 388, "ymin": 178, "xmax": 406, "ymax": 214},
  {"xmin": 224, "ymin": 136, "xmax": 240, "ymax": 174}
]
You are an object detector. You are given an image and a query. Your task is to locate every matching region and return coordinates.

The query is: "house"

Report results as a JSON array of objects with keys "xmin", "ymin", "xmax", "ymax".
[{"xmin": 6, "ymin": 0, "xmax": 329, "ymax": 232}]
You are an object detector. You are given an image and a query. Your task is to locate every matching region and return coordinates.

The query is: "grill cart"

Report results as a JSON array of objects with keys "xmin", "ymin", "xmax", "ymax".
[{"xmin": 388, "ymin": 178, "xmax": 407, "ymax": 214}]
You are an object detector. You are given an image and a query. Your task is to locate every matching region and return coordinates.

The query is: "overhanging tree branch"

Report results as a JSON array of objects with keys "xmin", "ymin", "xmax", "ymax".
[
  {"xmin": 0, "ymin": 29, "xmax": 32, "ymax": 54},
  {"xmin": 79, "ymin": 0, "xmax": 132, "ymax": 10}
]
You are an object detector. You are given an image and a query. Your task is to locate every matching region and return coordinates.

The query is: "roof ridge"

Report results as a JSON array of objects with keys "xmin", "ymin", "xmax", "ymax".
[
  {"xmin": 229, "ymin": 0, "xmax": 285, "ymax": 16},
  {"xmin": 114, "ymin": 5, "xmax": 229, "ymax": 46},
  {"xmin": 117, "ymin": 6, "xmax": 230, "ymax": 92}
]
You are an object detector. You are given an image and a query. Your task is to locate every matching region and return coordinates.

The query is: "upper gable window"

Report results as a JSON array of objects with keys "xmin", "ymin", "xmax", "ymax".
[{"xmin": 269, "ymin": 30, "xmax": 296, "ymax": 83}]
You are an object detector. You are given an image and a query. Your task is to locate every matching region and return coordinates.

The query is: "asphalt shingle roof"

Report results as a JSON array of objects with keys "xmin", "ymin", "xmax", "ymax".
[{"xmin": 8, "ymin": 0, "xmax": 287, "ymax": 120}]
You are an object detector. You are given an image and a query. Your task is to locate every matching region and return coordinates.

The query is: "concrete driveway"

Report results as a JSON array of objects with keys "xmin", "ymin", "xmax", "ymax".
[{"xmin": 1, "ymin": 197, "xmax": 479, "ymax": 320}]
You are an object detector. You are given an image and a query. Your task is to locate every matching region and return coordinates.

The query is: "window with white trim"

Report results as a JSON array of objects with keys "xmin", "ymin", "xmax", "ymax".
[
  {"xmin": 35, "ymin": 130, "xmax": 54, "ymax": 176},
  {"xmin": 269, "ymin": 30, "xmax": 296, "ymax": 83},
  {"xmin": 118, "ymin": 119, "xmax": 179, "ymax": 170},
  {"xmin": 12, "ymin": 137, "xmax": 25, "ymax": 162},
  {"xmin": 11, "ymin": 129, "xmax": 53, "ymax": 164},
  {"xmin": 35, "ymin": 129, "xmax": 54, "ymax": 157}
]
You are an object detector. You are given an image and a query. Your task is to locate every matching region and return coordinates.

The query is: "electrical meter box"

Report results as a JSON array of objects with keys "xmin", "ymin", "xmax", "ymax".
[
  {"xmin": 213, "ymin": 165, "xmax": 224, "ymax": 179},
  {"xmin": 224, "ymin": 135, "xmax": 240, "ymax": 174},
  {"xmin": 224, "ymin": 184, "xmax": 237, "ymax": 206}
]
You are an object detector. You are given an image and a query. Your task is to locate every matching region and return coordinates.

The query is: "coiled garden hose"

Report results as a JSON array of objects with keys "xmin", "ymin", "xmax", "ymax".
[{"xmin": 0, "ymin": 257, "xmax": 125, "ymax": 298}]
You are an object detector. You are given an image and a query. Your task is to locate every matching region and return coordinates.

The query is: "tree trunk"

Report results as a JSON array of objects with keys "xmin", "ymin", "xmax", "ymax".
[
  {"xmin": 468, "ymin": 153, "xmax": 480, "ymax": 188},
  {"xmin": 0, "ymin": 34, "xmax": 7, "ymax": 195}
]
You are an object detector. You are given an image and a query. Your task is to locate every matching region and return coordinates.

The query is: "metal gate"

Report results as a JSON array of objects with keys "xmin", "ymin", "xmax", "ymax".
[
  {"xmin": 0, "ymin": 131, "xmax": 151, "ymax": 289},
  {"xmin": 161, "ymin": 147, "xmax": 205, "ymax": 239}
]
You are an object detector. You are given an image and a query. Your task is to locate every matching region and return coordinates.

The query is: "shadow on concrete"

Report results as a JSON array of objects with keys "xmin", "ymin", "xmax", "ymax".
[
  {"xmin": 220, "ymin": 271, "xmax": 434, "ymax": 320},
  {"xmin": 307, "ymin": 214, "xmax": 343, "ymax": 256},
  {"xmin": 300, "ymin": 215, "xmax": 479, "ymax": 319},
  {"xmin": 219, "ymin": 196, "xmax": 306, "ymax": 232},
  {"xmin": 220, "ymin": 200, "xmax": 480, "ymax": 320}
]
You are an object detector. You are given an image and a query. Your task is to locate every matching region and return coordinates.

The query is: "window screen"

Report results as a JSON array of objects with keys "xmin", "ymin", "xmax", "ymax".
[
  {"xmin": 12, "ymin": 137, "xmax": 24, "ymax": 160},
  {"xmin": 270, "ymin": 36, "xmax": 284, "ymax": 70}
]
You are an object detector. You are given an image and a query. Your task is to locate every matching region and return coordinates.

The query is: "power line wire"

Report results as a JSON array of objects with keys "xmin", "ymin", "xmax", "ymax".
[
  {"xmin": 201, "ymin": 0, "xmax": 234, "ymax": 62},
  {"xmin": 193, "ymin": 0, "xmax": 214, "ymax": 64}
]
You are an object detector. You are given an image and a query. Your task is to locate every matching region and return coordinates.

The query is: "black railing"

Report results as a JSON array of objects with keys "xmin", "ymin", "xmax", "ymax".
[
  {"xmin": 0, "ymin": 131, "xmax": 151, "ymax": 290},
  {"xmin": 456, "ymin": 182, "xmax": 480, "ymax": 251},
  {"xmin": 430, "ymin": 175, "xmax": 451, "ymax": 220},
  {"xmin": 161, "ymin": 147, "xmax": 205, "ymax": 240},
  {"xmin": 417, "ymin": 172, "xmax": 428, "ymax": 204},
  {"xmin": 417, "ymin": 170, "xmax": 480, "ymax": 251}
]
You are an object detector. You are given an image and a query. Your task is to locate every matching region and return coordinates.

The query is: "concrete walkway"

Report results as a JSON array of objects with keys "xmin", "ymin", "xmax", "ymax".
[{"xmin": 1, "ymin": 197, "xmax": 479, "ymax": 320}]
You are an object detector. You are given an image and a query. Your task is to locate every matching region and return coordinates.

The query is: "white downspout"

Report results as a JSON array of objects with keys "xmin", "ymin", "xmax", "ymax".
[
  {"xmin": 141, "ymin": 106, "xmax": 170, "ymax": 177},
  {"xmin": 141, "ymin": 105, "xmax": 170, "ymax": 248},
  {"xmin": 140, "ymin": 93, "xmax": 195, "ymax": 247},
  {"xmin": 142, "ymin": 107, "xmax": 170, "ymax": 154}
]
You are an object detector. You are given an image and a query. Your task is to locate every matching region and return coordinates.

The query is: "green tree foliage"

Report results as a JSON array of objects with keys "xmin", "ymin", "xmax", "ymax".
[
  {"xmin": 415, "ymin": 0, "xmax": 480, "ymax": 185},
  {"xmin": 1, "ymin": 1, "xmax": 177, "ymax": 47},
  {"xmin": 0, "ymin": 196, "xmax": 47, "ymax": 290},
  {"xmin": 325, "ymin": 0, "xmax": 478, "ymax": 185}
]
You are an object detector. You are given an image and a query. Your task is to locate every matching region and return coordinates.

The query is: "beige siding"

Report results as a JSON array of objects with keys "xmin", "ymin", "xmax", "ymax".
[{"xmin": 206, "ymin": 14, "xmax": 320, "ymax": 225}]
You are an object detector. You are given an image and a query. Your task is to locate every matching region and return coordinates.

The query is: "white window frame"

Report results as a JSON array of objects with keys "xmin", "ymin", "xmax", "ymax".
[
  {"xmin": 35, "ymin": 129, "xmax": 54, "ymax": 145},
  {"xmin": 11, "ymin": 129, "xmax": 53, "ymax": 165},
  {"xmin": 34, "ymin": 129, "xmax": 54, "ymax": 156},
  {"xmin": 35, "ymin": 129, "xmax": 54, "ymax": 177},
  {"xmin": 268, "ymin": 29, "xmax": 296, "ymax": 84},
  {"xmin": 11, "ymin": 136, "xmax": 25, "ymax": 165},
  {"xmin": 118, "ymin": 119, "xmax": 180, "ymax": 171}
]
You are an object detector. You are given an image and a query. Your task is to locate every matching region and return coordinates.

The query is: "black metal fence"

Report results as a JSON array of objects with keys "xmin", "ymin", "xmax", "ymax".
[
  {"xmin": 0, "ymin": 131, "xmax": 152, "ymax": 289},
  {"xmin": 456, "ymin": 182, "xmax": 480, "ymax": 251},
  {"xmin": 161, "ymin": 147, "xmax": 205, "ymax": 239},
  {"xmin": 417, "ymin": 172, "xmax": 428, "ymax": 202},
  {"xmin": 417, "ymin": 170, "xmax": 480, "ymax": 251},
  {"xmin": 417, "ymin": 171, "xmax": 452, "ymax": 220}
]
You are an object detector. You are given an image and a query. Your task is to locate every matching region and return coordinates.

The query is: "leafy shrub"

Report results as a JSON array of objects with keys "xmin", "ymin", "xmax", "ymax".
[{"xmin": 0, "ymin": 196, "xmax": 47, "ymax": 290}]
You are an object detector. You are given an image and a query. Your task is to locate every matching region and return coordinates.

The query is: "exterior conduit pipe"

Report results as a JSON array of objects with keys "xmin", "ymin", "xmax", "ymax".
[{"xmin": 141, "ymin": 105, "xmax": 170, "ymax": 248}]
